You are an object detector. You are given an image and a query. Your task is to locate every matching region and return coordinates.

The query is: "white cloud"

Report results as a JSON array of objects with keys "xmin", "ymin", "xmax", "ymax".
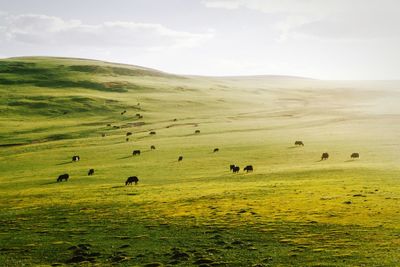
[
  {"xmin": 203, "ymin": 0, "xmax": 400, "ymax": 41},
  {"xmin": 0, "ymin": 13, "xmax": 213, "ymax": 49}
]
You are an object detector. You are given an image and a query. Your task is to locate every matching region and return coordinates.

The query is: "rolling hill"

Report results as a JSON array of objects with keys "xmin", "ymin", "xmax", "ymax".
[{"xmin": 0, "ymin": 57, "xmax": 399, "ymax": 266}]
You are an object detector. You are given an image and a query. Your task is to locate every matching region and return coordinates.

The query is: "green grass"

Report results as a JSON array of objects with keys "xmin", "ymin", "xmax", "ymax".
[{"xmin": 0, "ymin": 57, "xmax": 399, "ymax": 266}]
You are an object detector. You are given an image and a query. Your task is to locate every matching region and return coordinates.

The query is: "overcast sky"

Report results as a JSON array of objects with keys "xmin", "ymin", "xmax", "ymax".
[{"xmin": 0, "ymin": 0, "xmax": 399, "ymax": 79}]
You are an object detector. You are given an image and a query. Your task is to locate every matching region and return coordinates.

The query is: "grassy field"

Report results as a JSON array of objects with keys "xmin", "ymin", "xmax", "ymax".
[{"xmin": 0, "ymin": 57, "xmax": 399, "ymax": 266}]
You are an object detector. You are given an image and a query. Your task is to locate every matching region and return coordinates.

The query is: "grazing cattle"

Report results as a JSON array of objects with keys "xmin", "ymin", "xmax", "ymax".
[
  {"xmin": 233, "ymin": 166, "xmax": 240, "ymax": 173},
  {"xmin": 149, "ymin": 131, "xmax": 156, "ymax": 135},
  {"xmin": 126, "ymin": 138, "xmax": 129, "ymax": 142},
  {"xmin": 244, "ymin": 165, "xmax": 253, "ymax": 173},
  {"xmin": 88, "ymin": 169, "xmax": 94, "ymax": 176},
  {"xmin": 132, "ymin": 150, "xmax": 141, "ymax": 156},
  {"xmin": 107, "ymin": 124, "xmax": 111, "ymax": 127},
  {"xmin": 230, "ymin": 164, "xmax": 235, "ymax": 171},
  {"xmin": 173, "ymin": 118, "xmax": 177, "ymax": 121},
  {"xmin": 351, "ymin": 153, "xmax": 360, "ymax": 159},
  {"xmin": 136, "ymin": 113, "xmax": 141, "ymax": 117},
  {"xmin": 138, "ymin": 115, "xmax": 143, "ymax": 119},
  {"xmin": 72, "ymin": 156, "xmax": 80, "ymax": 162},
  {"xmin": 126, "ymin": 132, "xmax": 132, "ymax": 136},
  {"xmin": 102, "ymin": 133, "xmax": 106, "ymax": 137},
  {"xmin": 213, "ymin": 148, "xmax": 219, "ymax": 153},
  {"xmin": 125, "ymin": 176, "xmax": 139, "ymax": 185},
  {"xmin": 121, "ymin": 110, "xmax": 126, "ymax": 115},
  {"xmin": 57, "ymin": 173, "xmax": 69, "ymax": 182},
  {"xmin": 178, "ymin": 156, "xmax": 183, "ymax": 161},
  {"xmin": 195, "ymin": 130, "xmax": 200, "ymax": 134},
  {"xmin": 151, "ymin": 145, "xmax": 156, "ymax": 150},
  {"xmin": 321, "ymin": 152, "xmax": 329, "ymax": 160},
  {"xmin": 295, "ymin": 141, "xmax": 304, "ymax": 146}
]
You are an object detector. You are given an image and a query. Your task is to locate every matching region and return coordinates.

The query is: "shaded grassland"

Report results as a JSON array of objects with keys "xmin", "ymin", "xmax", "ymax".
[{"xmin": 0, "ymin": 57, "xmax": 399, "ymax": 266}]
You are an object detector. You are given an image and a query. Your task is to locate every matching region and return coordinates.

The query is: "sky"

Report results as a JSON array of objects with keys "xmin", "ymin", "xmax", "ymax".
[{"xmin": 0, "ymin": 0, "xmax": 399, "ymax": 80}]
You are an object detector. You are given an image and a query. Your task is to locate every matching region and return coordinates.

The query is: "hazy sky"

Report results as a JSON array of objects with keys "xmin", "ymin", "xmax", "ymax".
[{"xmin": 0, "ymin": 0, "xmax": 399, "ymax": 79}]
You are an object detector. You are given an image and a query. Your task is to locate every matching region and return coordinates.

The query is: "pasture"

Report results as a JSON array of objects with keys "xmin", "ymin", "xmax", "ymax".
[{"xmin": 0, "ymin": 57, "xmax": 399, "ymax": 266}]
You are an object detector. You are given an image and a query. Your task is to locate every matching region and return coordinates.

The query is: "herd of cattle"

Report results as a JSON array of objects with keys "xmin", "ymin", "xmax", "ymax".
[{"xmin": 57, "ymin": 138, "xmax": 360, "ymax": 185}]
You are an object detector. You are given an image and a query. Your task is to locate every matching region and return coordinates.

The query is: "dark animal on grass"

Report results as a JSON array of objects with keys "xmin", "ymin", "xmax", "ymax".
[
  {"xmin": 57, "ymin": 173, "xmax": 69, "ymax": 182},
  {"xmin": 121, "ymin": 110, "xmax": 126, "ymax": 115},
  {"xmin": 126, "ymin": 132, "xmax": 132, "ymax": 136},
  {"xmin": 351, "ymin": 153, "xmax": 360, "ymax": 159},
  {"xmin": 213, "ymin": 148, "xmax": 219, "ymax": 153},
  {"xmin": 230, "ymin": 164, "xmax": 235, "ymax": 171},
  {"xmin": 88, "ymin": 169, "xmax": 94, "ymax": 176},
  {"xmin": 136, "ymin": 113, "xmax": 141, "ymax": 117},
  {"xmin": 102, "ymin": 133, "xmax": 106, "ymax": 137},
  {"xmin": 132, "ymin": 150, "xmax": 141, "ymax": 156},
  {"xmin": 139, "ymin": 115, "xmax": 143, "ymax": 119},
  {"xmin": 244, "ymin": 165, "xmax": 253, "ymax": 172},
  {"xmin": 233, "ymin": 166, "xmax": 240, "ymax": 173},
  {"xmin": 151, "ymin": 145, "xmax": 156, "ymax": 150},
  {"xmin": 178, "ymin": 156, "xmax": 183, "ymax": 161},
  {"xmin": 126, "ymin": 138, "xmax": 129, "ymax": 142},
  {"xmin": 149, "ymin": 131, "xmax": 156, "ymax": 135},
  {"xmin": 295, "ymin": 141, "xmax": 304, "ymax": 146},
  {"xmin": 72, "ymin": 155, "xmax": 80, "ymax": 162},
  {"xmin": 321, "ymin": 152, "xmax": 329, "ymax": 160},
  {"xmin": 195, "ymin": 130, "xmax": 200, "ymax": 134},
  {"xmin": 173, "ymin": 118, "xmax": 177, "ymax": 121},
  {"xmin": 107, "ymin": 124, "xmax": 111, "ymax": 127},
  {"xmin": 125, "ymin": 176, "xmax": 139, "ymax": 185}
]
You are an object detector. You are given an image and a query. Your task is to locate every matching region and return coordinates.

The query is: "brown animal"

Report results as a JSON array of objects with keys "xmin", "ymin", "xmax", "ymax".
[
  {"xmin": 132, "ymin": 150, "xmax": 141, "ymax": 156},
  {"xmin": 151, "ymin": 145, "xmax": 156, "ymax": 150},
  {"xmin": 125, "ymin": 176, "xmax": 139, "ymax": 185},
  {"xmin": 321, "ymin": 152, "xmax": 329, "ymax": 160},
  {"xmin": 351, "ymin": 153, "xmax": 360, "ymax": 159},
  {"xmin": 126, "ymin": 138, "xmax": 129, "ymax": 142},
  {"xmin": 230, "ymin": 164, "xmax": 235, "ymax": 171},
  {"xmin": 294, "ymin": 141, "xmax": 304, "ymax": 146},
  {"xmin": 102, "ymin": 133, "xmax": 106, "ymax": 137},
  {"xmin": 213, "ymin": 148, "xmax": 219, "ymax": 152},
  {"xmin": 178, "ymin": 156, "xmax": 183, "ymax": 161},
  {"xmin": 88, "ymin": 169, "xmax": 94, "ymax": 176},
  {"xmin": 149, "ymin": 131, "xmax": 156, "ymax": 135},
  {"xmin": 126, "ymin": 132, "xmax": 132, "ymax": 136},
  {"xmin": 195, "ymin": 130, "xmax": 200, "ymax": 134}
]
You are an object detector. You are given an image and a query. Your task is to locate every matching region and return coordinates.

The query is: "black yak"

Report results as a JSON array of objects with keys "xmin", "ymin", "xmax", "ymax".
[
  {"xmin": 125, "ymin": 176, "xmax": 139, "ymax": 185},
  {"xmin": 244, "ymin": 165, "xmax": 253, "ymax": 172},
  {"xmin": 57, "ymin": 174, "xmax": 69, "ymax": 182}
]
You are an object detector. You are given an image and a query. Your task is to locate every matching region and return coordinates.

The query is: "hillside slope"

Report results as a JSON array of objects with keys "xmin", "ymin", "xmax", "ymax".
[{"xmin": 0, "ymin": 57, "xmax": 400, "ymax": 266}]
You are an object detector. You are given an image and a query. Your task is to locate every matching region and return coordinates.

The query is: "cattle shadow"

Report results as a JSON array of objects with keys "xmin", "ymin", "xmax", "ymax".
[
  {"xmin": 56, "ymin": 161, "xmax": 73, "ymax": 165},
  {"xmin": 111, "ymin": 185, "xmax": 125, "ymax": 189},
  {"xmin": 117, "ymin": 155, "xmax": 132, "ymax": 160},
  {"xmin": 41, "ymin": 180, "xmax": 59, "ymax": 185}
]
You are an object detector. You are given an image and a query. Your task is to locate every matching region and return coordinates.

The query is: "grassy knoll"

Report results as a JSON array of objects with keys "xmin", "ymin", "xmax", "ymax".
[{"xmin": 0, "ymin": 57, "xmax": 399, "ymax": 266}]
